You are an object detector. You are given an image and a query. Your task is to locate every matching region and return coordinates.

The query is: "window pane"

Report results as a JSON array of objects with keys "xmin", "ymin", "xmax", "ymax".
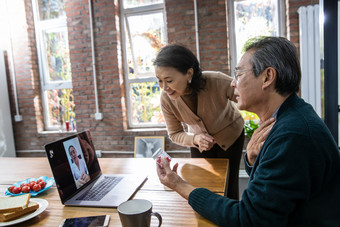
[
  {"xmin": 126, "ymin": 12, "xmax": 166, "ymax": 79},
  {"xmin": 38, "ymin": 0, "xmax": 65, "ymax": 20},
  {"xmin": 130, "ymin": 82, "xmax": 165, "ymax": 125},
  {"xmin": 123, "ymin": 0, "xmax": 163, "ymax": 8},
  {"xmin": 44, "ymin": 30, "xmax": 72, "ymax": 82},
  {"xmin": 234, "ymin": 0, "xmax": 279, "ymax": 62},
  {"xmin": 46, "ymin": 89, "xmax": 76, "ymax": 129}
]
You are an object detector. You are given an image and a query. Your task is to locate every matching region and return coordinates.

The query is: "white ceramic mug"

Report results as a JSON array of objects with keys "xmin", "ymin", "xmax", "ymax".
[{"xmin": 118, "ymin": 199, "xmax": 162, "ymax": 227}]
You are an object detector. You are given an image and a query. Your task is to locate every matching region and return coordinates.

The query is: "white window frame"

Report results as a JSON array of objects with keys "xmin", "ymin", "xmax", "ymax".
[
  {"xmin": 227, "ymin": 0, "xmax": 286, "ymax": 72},
  {"xmin": 32, "ymin": 0, "xmax": 72, "ymax": 131},
  {"xmin": 120, "ymin": 2, "xmax": 167, "ymax": 128}
]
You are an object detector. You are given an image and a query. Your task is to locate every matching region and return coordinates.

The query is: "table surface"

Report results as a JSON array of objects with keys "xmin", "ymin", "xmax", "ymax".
[{"xmin": 0, "ymin": 157, "xmax": 229, "ymax": 227}]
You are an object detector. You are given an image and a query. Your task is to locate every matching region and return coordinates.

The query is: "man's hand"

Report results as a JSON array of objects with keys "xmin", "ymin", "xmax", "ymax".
[
  {"xmin": 246, "ymin": 117, "xmax": 275, "ymax": 166},
  {"xmin": 156, "ymin": 157, "xmax": 180, "ymax": 190},
  {"xmin": 156, "ymin": 158, "xmax": 195, "ymax": 200}
]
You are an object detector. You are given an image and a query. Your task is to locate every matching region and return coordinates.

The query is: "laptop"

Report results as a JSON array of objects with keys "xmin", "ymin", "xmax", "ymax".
[{"xmin": 44, "ymin": 130, "xmax": 147, "ymax": 207}]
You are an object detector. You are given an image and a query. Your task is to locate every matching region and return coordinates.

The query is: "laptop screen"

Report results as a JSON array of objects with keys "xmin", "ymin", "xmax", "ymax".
[{"xmin": 45, "ymin": 131, "xmax": 101, "ymax": 203}]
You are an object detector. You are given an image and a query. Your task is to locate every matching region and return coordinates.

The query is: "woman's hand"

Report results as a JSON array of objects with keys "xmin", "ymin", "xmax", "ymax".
[
  {"xmin": 246, "ymin": 117, "xmax": 275, "ymax": 166},
  {"xmin": 80, "ymin": 173, "xmax": 90, "ymax": 183},
  {"xmin": 76, "ymin": 173, "xmax": 90, "ymax": 187},
  {"xmin": 193, "ymin": 133, "xmax": 215, "ymax": 152}
]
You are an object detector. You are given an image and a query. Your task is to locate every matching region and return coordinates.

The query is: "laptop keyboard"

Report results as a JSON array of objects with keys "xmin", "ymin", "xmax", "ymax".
[{"xmin": 76, "ymin": 176, "xmax": 123, "ymax": 201}]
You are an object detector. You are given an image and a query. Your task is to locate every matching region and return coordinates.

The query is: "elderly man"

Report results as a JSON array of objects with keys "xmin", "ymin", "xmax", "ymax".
[{"xmin": 156, "ymin": 36, "xmax": 340, "ymax": 226}]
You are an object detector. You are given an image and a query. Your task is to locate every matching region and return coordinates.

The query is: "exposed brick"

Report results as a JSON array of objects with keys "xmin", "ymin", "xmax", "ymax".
[{"xmin": 4, "ymin": 0, "xmax": 314, "ymax": 154}]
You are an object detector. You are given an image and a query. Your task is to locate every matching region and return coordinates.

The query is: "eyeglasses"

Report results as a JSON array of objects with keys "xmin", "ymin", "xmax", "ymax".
[{"xmin": 232, "ymin": 68, "xmax": 253, "ymax": 82}]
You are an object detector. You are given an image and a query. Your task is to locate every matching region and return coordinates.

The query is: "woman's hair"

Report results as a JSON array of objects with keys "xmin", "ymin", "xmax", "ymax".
[
  {"xmin": 68, "ymin": 145, "xmax": 82, "ymax": 163},
  {"xmin": 153, "ymin": 44, "xmax": 206, "ymax": 95},
  {"xmin": 244, "ymin": 36, "xmax": 301, "ymax": 96},
  {"xmin": 68, "ymin": 145, "xmax": 75, "ymax": 153}
]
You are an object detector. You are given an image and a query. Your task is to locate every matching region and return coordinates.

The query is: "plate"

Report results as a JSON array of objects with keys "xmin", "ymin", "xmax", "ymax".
[
  {"xmin": 0, "ymin": 198, "xmax": 48, "ymax": 226},
  {"xmin": 5, "ymin": 176, "xmax": 55, "ymax": 197}
]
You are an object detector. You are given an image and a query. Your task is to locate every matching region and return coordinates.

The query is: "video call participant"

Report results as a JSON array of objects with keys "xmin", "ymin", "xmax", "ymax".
[
  {"xmin": 68, "ymin": 145, "xmax": 90, "ymax": 188},
  {"xmin": 156, "ymin": 37, "xmax": 340, "ymax": 226},
  {"xmin": 153, "ymin": 44, "xmax": 245, "ymax": 199}
]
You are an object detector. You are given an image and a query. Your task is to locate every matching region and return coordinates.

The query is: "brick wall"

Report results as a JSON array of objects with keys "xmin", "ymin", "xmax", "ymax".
[
  {"xmin": 3, "ymin": 0, "xmax": 317, "ymax": 156},
  {"xmin": 166, "ymin": 0, "xmax": 230, "ymax": 73},
  {"xmin": 165, "ymin": 1, "xmax": 197, "ymax": 54},
  {"xmin": 65, "ymin": 0, "xmax": 128, "ymax": 151},
  {"xmin": 4, "ymin": 0, "xmax": 43, "ymax": 150},
  {"xmin": 196, "ymin": 0, "xmax": 230, "ymax": 73}
]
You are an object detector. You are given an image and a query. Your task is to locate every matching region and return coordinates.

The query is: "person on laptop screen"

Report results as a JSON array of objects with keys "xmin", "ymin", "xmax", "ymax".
[{"xmin": 68, "ymin": 145, "xmax": 90, "ymax": 188}]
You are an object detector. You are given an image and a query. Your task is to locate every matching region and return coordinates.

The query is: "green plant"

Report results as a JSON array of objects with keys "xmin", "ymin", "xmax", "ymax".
[
  {"xmin": 240, "ymin": 110, "xmax": 259, "ymax": 138},
  {"xmin": 244, "ymin": 120, "xmax": 259, "ymax": 138},
  {"xmin": 131, "ymin": 82, "xmax": 164, "ymax": 124},
  {"xmin": 48, "ymin": 88, "xmax": 75, "ymax": 128}
]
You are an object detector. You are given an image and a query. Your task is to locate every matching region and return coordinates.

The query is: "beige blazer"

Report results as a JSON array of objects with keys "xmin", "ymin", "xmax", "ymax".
[{"xmin": 161, "ymin": 71, "xmax": 244, "ymax": 151}]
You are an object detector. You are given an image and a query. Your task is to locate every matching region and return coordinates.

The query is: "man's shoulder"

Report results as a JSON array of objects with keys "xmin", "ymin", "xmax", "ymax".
[
  {"xmin": 276, "ymin": 106, "xmax": 321, "ymax": 134},
  {"xmin": 276, "ymin": 94, "xmax": 318, "ymax": 129},
  {"xmin": 273, "ymin": 97, "xmax": 334, "ymax": 146}
]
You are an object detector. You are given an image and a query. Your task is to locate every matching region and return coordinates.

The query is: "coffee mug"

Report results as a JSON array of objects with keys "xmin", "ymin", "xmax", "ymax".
[{"xmin": 118, "ymin": 199, "xmax": 162, "ymax": 227}]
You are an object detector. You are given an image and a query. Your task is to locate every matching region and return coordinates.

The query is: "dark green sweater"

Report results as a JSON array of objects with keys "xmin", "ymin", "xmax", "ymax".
[{"xmin": 188, "ymin": 93, "xmax": 340, "ymax": 226}]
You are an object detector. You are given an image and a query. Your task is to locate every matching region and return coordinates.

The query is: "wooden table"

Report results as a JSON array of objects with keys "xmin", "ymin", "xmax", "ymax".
[{"xmin": 0, "ymin": 158, "xmax": 228, "ymax": 226}]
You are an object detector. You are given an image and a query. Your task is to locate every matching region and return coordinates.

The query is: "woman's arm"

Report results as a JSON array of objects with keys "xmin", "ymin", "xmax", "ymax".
[{"xmin": 161, "ymin": 96, "xmax": 196, "ymax": 147}]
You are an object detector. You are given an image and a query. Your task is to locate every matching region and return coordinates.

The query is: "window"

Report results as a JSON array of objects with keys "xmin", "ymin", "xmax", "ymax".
[
  {"xmin": 227, "ymin": 0, "xmax": 284, "ymax": 128},
  {"xmin": 227, "ymin": 0, "xmax": 285, "ymax": 71},
  {"xmin": 121, "ymin": 0, "xmax": 167, "ymax": 128},
  {"xmin": 32, "ymin": 0, "xmax": 75, "ymax": 131}
]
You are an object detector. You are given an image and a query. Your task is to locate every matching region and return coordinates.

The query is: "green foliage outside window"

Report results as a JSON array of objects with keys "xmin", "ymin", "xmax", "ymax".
[
  {"xmin": 48, "ymin": 89, "xmax": 75, "ymax": 130},
  {"xmin": 131, "ymin": 82, "xmax": 164, "ymax": 125},
  {"xmin": 45, "ymin": 31, "xmax": 75, "ymax": 129},
  {"xmin": 46, "ymin": 32, "xmax": 71, "ymax": 81},
  {"xmin": 39, "ymin": 0, "xmax": 65, "ymax": 20}
]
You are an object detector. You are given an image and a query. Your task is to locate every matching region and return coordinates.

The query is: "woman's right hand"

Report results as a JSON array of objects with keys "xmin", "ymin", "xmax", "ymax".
[{"xmin": 193, "ymin": 133, "xmax": 215, "ymax": 152}]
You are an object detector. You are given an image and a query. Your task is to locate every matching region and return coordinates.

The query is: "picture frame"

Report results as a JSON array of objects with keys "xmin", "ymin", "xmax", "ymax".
[{"xmin": 134, "ymin": 136, "xmax": 165, "ymax": 158}]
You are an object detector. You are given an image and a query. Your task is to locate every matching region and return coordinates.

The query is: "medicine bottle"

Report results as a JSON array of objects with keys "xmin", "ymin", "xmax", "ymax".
[{"xmin": 152, "ymin": 148, "xmax": 171, "ymax": 164}]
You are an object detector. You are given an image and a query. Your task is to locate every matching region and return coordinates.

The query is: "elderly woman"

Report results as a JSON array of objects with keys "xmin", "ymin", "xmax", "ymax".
[{"xmin": 153, "ymin": 44, "xmax": 245, "ymax": 199}]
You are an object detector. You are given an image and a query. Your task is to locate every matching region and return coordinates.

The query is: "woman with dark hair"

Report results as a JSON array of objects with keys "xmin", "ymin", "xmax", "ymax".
[
  {"xmin": 153, "ymin": 44, "xmax": 245, "ymax": 199},
  {"xmin": 68, "ymin": 145, "xmax": 90, "ymax": 188}
]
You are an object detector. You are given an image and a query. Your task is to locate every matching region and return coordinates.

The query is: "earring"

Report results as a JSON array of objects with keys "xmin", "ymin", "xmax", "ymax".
[{"xmin": 188, "ymin": 79, "xmax": 192, "ymax": 84}]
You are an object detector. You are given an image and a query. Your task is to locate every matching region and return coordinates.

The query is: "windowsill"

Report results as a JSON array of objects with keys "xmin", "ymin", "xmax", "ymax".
[
  {"xmin": 125, "ymin": 127, "xmax": 168, "ymax": 133},
  {"xmin": 38, "ymin": 128, "xmax": 168, "ymax": 135},
  {"xmin": 38, "ymin": 130, "xmax": 78, "ymax": 135}
]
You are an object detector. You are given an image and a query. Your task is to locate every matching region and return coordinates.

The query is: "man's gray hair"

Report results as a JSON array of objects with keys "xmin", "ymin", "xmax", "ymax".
[{"xmin": 245, "ymin": 36, "xmax": 301, "ymax": 96}]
